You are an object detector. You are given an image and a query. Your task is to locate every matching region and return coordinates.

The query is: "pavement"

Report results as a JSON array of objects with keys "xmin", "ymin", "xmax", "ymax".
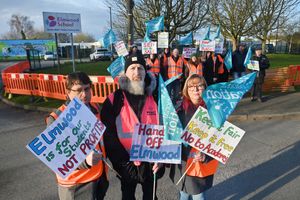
[{"xmin": 1, "ymin": 91, "xmax": 300, "ymax": 122}]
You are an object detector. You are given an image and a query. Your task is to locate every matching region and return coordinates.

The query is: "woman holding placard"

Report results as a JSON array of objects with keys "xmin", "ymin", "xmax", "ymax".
[{"xmin": 171, "ymin": 74, "xmax": 219, "ymax": 200}]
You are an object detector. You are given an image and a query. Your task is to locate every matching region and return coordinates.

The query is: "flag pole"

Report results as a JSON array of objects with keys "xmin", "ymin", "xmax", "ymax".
[
  {"xmin": 102, "ymin": 158, "xmax": 122, "ymax": 178},
  {"xmin": 153, "ymin": 172, "xmax": 157, "ymax": 200},
  {"xmin": 176, "ymin": 162, "xmax": 194, "ymax": 185}
]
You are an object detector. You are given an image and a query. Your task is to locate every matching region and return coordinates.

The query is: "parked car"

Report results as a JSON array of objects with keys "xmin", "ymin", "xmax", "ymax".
[
  {"xmin": 44, "ymin": 51, "xmax": 56, "ymax": 60},
  {"xmin": 89, "ymin": 48, "xmax": 113, "ymax": 61}
]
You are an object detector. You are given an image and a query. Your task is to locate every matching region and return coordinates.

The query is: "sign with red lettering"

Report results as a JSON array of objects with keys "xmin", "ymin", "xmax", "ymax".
[
  {"xmin": 182, "ymin": 48, "xmax": 197, "ymax": 58},
  {"xmin": 142, "ymin": 42, "xmax": 157, "ymax": 55},
  {"xmin": 181, "ymin": 107, "xmax": 245, "ymax": 164},
  {"xmin": 130, "ymin": 124, "xmax": 181, "ymax": 164},
  {"xmin": 199, "ymin": 40, "xmax": 216, "ymax": 52},
  {"xmin": 114, "ymin": 41, "xmax": 129, "ymax": 57},
  {"xmin": 26, "ymin": 97, "xmax": 106, "ymax": 178}
]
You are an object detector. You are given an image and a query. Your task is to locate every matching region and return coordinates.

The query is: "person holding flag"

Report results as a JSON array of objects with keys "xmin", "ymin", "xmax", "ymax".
[
  {"xmin": 101, "ymin": 54, "xmax": 163, "ymax": 200},
  {"xmin": 46, "ymin": 72, "xmax": 109, "ymax": 200},
  {"xmin": 232, "ymin": 43, "xmax": 247, "ymax": 79},
  {"xmin": 171, "ymin": 74, "xmax": 219, "ymax": 200},
  {"xmin": 146, "ymin": 53, "xmax": 160, "ymax": 75}
]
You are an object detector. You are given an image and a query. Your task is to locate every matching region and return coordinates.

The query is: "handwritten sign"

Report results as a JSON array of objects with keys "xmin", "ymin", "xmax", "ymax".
[
  {"xmin": 26, "ymin": 98, "xmax": 106, "ymax": 178},
  {"xmin": 183, "ymin": 48, "xmax": 197, "ymax": 58},
  {"xmin": 199, "ymin": 40, "xmax": 215, "ymax": 52},
  {"xmin": 130, "ymin": 124, "xmax": 181, "ymax": 164},
  {"xmin": 114, "ymin": 41, "xmax": 129, "ymax": 57},
  {"xmin": 214, "ymin": 39, "xmax": 224, "ymax": 54},
  {"xmin": 142, "ymin": 42, "xmax": 157, "ymax": 55},
  {"xmin": 181, "ymin": 107, "xmax": 245, "ymax": 164},
  {"xmin": 247, "ymin": 60, "xmax": 260, "ymax": 71},
  {"xmin": 158, "ymin": 32, "xmax": 169, "ymax": 49}
]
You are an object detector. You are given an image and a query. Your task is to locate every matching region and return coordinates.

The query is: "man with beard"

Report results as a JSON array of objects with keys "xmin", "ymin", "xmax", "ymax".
[{"xmin": 101, "ymin": 54, "xmax": 162, "ymax": 200}]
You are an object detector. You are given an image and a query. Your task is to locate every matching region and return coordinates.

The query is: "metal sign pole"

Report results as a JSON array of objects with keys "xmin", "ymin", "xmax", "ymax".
[{"xmin": 70, "ymin": 33, "xmax": 76, "ymax": 72}]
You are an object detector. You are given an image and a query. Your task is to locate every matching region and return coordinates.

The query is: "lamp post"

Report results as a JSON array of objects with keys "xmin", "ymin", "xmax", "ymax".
[
  {"xmin": 127, "ymin": 0, "xmax": 134, "ymax": 47},
  {"xmin": 109, "ymin": 6, "xmax": 113, "ymax": 60}
]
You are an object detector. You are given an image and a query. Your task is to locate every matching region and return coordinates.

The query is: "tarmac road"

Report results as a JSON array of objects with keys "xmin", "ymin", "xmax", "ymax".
[{"xmin": 0, "ymin": 101, "xmax": 299, "ymax": 200}]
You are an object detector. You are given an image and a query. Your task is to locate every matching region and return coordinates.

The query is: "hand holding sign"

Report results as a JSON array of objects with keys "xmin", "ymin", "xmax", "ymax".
[{"xmin": 86, "ymin": 150, "xmax": 102, "ymax": 166}]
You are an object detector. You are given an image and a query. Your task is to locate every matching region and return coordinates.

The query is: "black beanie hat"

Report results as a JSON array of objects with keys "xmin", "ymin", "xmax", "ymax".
[{"xmin": 125, "ymin": 53, "xmax": 146, "ymax": 72}]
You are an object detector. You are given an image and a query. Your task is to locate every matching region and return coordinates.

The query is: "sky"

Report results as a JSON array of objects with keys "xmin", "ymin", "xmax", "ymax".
[{"xmin": 0, "ymin": 0, "xmax": 110, "ymax": 40}]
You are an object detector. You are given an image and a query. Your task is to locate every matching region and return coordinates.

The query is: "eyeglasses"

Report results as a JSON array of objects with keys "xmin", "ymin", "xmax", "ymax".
[
  {"xmin": 188, "ymin": 84, "xmax": 205, "ymax": 90},
  {"xmin": 69, "ymin": 86, "xmax": 91, "ymax": 95}
]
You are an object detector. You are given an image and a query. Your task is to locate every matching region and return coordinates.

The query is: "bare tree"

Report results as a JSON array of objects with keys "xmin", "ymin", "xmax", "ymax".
[
  {"xmin": 107, "ymin": 0, "xmax": 209, "ymax": 42},
  {"xmin": 8, "ymin": 14, "xmax": 34, "ymax": 39},
  {"xmin": 251, "ymin": 0, "xmax": 300, "ymax": 53},
  {"xmin": 74, "ymin": 33, "xmax": 96, "ymax": 43},
  {"xmin": 210, "ymin": 0, "xmax": 259, "ymax": 51}
]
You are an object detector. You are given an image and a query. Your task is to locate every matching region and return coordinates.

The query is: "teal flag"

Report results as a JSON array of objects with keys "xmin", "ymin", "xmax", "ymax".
[
  {"xmin": 202, "ymin": 72, "xmax": 256, "ymax": 128},
  {"xmin": 165, "ymin": 73, "xmax": 182, "ymax": 86},
  {"xmin": 244, "ymin": 46, "xmax": 252, "ymax": 67},
  {"xmin": 144, "ymin": 30, "xmax": 151, "ymax": 42},
  {"xmin": 179, "ymin": 32, "xmax": 193, "ymax": 45},
  {"xmin": 158, "ymin": 75, "xmax": 183, "ymax": 142},
  {"xmin": 107, "ymin": 56, "xmax": 125, "ymax": 78},
  {"xmin": 103, "ymin": 29, "xmax": 116, "ymax": 48},
  {"xmin": 214, "ymin": 25, "xmax": 221, "ymax": 39},
  {"xmin": 145, "ymin": 16, "xmax": 164, "ymax": 34},
  {"xmin": 204, "ymin": 26, "xmax": 211, "ymax": 40},
  {"xmin": 224, "ymin": 48, "xmax": 232, "ymax": 70}
]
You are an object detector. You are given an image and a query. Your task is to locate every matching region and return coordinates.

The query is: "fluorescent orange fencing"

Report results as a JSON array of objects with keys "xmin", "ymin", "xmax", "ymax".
[
  {"xmin": 2, "ymin": 61, "xmax": 30, "ymax": 73},
  {"xmin": 2, "ymin": 71, "xmax": 119, "ymax": 103},
  {"xmin": 288, "ymin": 65, "xmax": 300, "ymax": 86},
  {"xmin": 263, "ymin": 67, "xmax": 292, "ymax": 92}
]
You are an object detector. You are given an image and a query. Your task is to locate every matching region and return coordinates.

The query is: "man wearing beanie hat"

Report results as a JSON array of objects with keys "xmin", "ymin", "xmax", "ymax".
[
  {"xmin": 250, "ymin": 46, "xmax": 270, "ymax": 102},
  {"xmin": 101, "ymin": 54, "xmax": 163, "ymax": 200}
]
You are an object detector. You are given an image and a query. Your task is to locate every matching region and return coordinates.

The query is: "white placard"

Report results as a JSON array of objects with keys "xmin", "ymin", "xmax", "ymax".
[
  {"xmin": 199, "ymin": 40, "xmax": 216, "ymax": 52},
  {"xmin": 43, "ymin": 12, "xmax": 81, "ymax": 33},
  {"xmin": 158, "ymin": 32, "xmax": 169, "ymax": 49},
  {"xmin": 182, "ymin": 48, "xmax": 197, "ymax": 58},
  {"xmin": 114, "ymin": 41, "xmax": 129, "ymax": 57},
  {"xmin": 142, "ymin": 42, "xmax": 157, "ymax": 55},
  {"xmin": 247, "ymin": 60, "xmax": 260, "ymax": 71}
]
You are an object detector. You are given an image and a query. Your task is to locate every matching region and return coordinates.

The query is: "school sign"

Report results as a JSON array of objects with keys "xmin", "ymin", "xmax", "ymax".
[{"xmin": 43, "ymin": 12, "xmax": 81, "ymax": 33}]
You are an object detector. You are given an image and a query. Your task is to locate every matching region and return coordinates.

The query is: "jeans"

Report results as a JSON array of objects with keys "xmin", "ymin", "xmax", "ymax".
[
  {"xmin": 233, "ymin": 72, "xmax": 246, "ymax": 79},
  {"xmin": 179, "ymin": 191, "xmax": 206, "ymax": 200}
]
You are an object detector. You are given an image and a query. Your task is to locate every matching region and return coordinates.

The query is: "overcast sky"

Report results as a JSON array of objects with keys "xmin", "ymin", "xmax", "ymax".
[{"xmin": 0, "ymin": 0, "xmax": 110, "ymax": 40}]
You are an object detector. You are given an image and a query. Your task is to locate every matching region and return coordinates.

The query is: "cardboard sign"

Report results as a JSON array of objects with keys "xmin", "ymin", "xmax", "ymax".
[
  {"xmin": 199, "ymin": 40, "xmax": 215, "ymax": 51},
  {"xmin": 214, "ymin": 39, "xmax": 224, "ymax": 54},
  {"xmin": 130, "ymin": 124, "xmax": 181, "ymax": 164},
  {"xmin": 247, "ymin": 60, "xmax": 260, "ymax": 71},
  {"xmin": 158, "ymin": 32, "xmax": 169, "ymax": 49},
  {"xmin": 26, "ymin": 98, "xmax": 106, "ymax": 178},
  {"xmin": 182, "ymin": 48, "xmax": 197, "ymax": 58},
  {"xmin": 142, "ymin": 42, "xmax": 157, "ymax": 55},
  {"xmin": 114, "ymin": 41, "xmax": 129, "ymax": 57},
  {"xmin": 181, "ymin": 107, "xmax": 245, "ymax": 164}
]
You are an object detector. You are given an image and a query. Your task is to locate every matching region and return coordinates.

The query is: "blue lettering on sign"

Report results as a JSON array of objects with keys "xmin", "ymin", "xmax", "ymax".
[
  {"xmin": 130, "ymin": 144, "xmax": 180, "ymax": 160},
  {"xmin": 28, "ymin": 99, "xmax": 82, "ymax": 155}
]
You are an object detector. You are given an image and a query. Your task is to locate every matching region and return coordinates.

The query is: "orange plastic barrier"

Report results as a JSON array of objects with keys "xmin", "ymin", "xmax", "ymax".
[
  {"xmin": 89, "ymin": 76, "xmax": 119, "ymax": 103},
  {"xmin": 2, "ymin": 61, "xmax": 30, "ymax": 73},
  {"xmin": 288, "ymin": 65, "xmax": 300, "ymax": 86}
]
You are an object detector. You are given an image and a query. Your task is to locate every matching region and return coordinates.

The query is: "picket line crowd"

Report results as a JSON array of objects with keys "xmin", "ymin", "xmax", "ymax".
[{"xmin": 45, "ymin": 43, "xmax": 270, "ymax": 200}]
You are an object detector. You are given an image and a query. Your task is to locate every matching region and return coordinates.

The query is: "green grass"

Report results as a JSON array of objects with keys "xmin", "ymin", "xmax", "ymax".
[
  {"xmin": 268, "ymin": 54, "xmax": 300, "ymax": 68},
  {"xmin": 34, "ymin": 61, "xmax": 112, "ymax": 75}
]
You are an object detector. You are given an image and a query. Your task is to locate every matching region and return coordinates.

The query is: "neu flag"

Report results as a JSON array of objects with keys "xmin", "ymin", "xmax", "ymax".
[
  {"xmin": 145, "ymin": 16, "xmax": 164, "ymax": 34},
  {"xmin": 158, "ymin": 75, "xmax": 183, "ymax": 142},
  {"xmin": 224, "ymin": 48, "xmax": 233, "ymax": 70},
  {"xmin": 179, "ymin": 32, "xmax": 193, "ymax": 45},
  {"xmin": 204, "ymin": 26, "xmax": 211, "ymax": 40},
  {"xmin": 144, "ymin": 30, "xmax": 151, "ymax": 42},
  {"xmin": 103, "ymin": 29, "xmax": 116, "ymax": 48},
  {"xmin": 107, "ymin": 56, "xmax": 125, "ymax": 78},
  {"xmin": 202, "ymin": 72, "xmax": 256, "ymax": 128},
  {"xmin": 244, "ymin": 46, "xmax": 252, "ymax": 67},
  {"xmin": 214, "ymin": 25, "xmax": 221, "ymax": 39}
]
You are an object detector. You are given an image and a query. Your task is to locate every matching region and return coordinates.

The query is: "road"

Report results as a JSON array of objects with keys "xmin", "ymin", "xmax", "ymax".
[{"xmin": 0, "ymin": 101, "xmax": 299, "ymax": 200}]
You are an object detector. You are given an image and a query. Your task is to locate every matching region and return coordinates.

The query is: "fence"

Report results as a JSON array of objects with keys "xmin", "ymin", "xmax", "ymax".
[{"xmin": 1, "ymin": 62, "xmax": 300, "ymax": 104}]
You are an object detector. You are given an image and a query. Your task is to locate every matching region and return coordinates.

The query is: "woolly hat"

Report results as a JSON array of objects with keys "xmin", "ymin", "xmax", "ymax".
[{"xmin": 125, "ymin": 53, "xmax": 146, "ymax": 72}]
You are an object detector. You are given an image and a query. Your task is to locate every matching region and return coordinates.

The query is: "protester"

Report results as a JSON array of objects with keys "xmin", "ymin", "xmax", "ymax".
[
  {"xmin": 170, "ymin": 74, "xmax": 219, "ymax": 200},
  {"xmin": 185, "ymin": 55, "xmax": 204, "ymax": 77},
  {"xmin": 128, "ymin": 44, "xmax": 142, "ymax": 57},
  {"xmin": 250, "ymin": 47, "xmax": 270, "ymax": 102},
  {"xmin": 46, "ymin": 72, "xmax": 108, "ymax": 200},
  {"xmin": 232, "ymin": 43, "xmax": 247, "ymax": 79},
  {"xmin": 146, "ymin": 53, "xmax": 160, "ymax": 75},
  {"xmin": 203, "ymin": 51, "xmax": 222, "ymax": 85},
  {"xmin": 101, "ymin": 54, "xmax": 163, "ymax": 200},
  {"xmin": 160, "ymin": 48, "xmax": 170, "ymax": 80},
  {"xmin": 215, "ymin": 53, "xmax": 229, "ymax": 83}
]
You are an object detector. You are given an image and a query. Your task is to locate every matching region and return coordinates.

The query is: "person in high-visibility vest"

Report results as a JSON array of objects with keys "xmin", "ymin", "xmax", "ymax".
[
  {"xmin": 172, "ymin": 74, "xmax": 219, "ymax": 200},
  {"xmin": 185, "ymin": 55, "xmax": 204, "ymax": 77},
  {"xmin": 159, "ymin": 48, "xmax": 170, "ymax": 80},
  {"xmin": 203, "ymin": 51, "xmax": 224, "ymax": 85},
  {"xmin": 146, "ymin": 54, "xmax": 160, "ymax": 75},
  {"xmin": 101, "ymin": 54, "xmax": 164, "ymax": 200},
  {"xmin": 46, "ymin": 72, "xmax": 109, "ymax": 200}
]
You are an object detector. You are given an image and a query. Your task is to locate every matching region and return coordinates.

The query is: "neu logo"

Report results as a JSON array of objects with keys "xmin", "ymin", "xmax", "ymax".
[{"xmin": 47, "ymin": 16, "xmax": 56, "ymax": 27}]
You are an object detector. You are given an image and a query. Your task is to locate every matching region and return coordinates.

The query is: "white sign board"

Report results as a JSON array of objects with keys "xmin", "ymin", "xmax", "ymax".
[
  {"xmin": 130, "ymin": 124, "xmax": 181, "ymax": 164},
  {"xmin": 142, "ymin": 42, "xmax": 157, "ymax": 55},
  {"xmin": 214, "ymin": 39, "xmax": 224, "ymax": 54},
  {"xmin": 43, "ymin": 12, "xmax": 81, "ymax": 33},
  {"xmin": 26, "ymin": 98, "xmax": 106, "ymax": 178},
  {"xmin": 183, "ymin": 48, "xmax": 197, "ymax": 58},
  {"xmin": 199, "ymin": 40, "xmax": 216, "ymax": 52},
  {"xmin": 181, "ymin": 107, "xmax": 245, "ymax": 164},
  {"xmin": 114, "ymin": 41, "xmax": 129, "ymax": 57},
  {"xmin": 247, "ymin": 60, "xmax": 260, "ymax": 71},
  {"xmin": 158, "ymin": 32, "xmax": 169, "ymax": 49}
]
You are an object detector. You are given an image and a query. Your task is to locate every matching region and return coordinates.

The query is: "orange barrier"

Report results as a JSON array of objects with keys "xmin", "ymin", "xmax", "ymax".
[
  {"xmin": 2, "ymin": 61, "xmax": 30, "ymax": 73},
  {"xmin": 288, "ymin": 65, "xmax": 300, "ymax": 86},
  {"xmin": 263, "ymin": 67, "xmax": 292, "ymax": 92}
]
